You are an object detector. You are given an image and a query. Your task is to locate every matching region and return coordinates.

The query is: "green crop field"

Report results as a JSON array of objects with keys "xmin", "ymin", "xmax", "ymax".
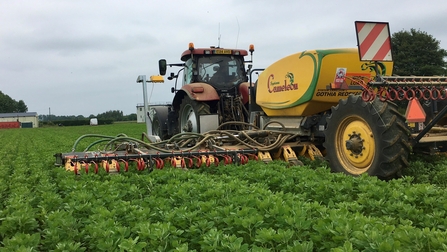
[{"xmin": 1, "ymin": 123, "xmax": 447, "ymax": 251}]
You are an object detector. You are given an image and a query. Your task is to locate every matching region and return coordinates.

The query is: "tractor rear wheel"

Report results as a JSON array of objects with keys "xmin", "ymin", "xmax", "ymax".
[
  {"xmin": 150, "ymin": 106, "xmax": 169, "ymax": 140},
  {"xmin": 178, "ymin": 97, "xmax": 211, "ymax": 134},
  {"xmin": 324, "ymin": 95, "xmax": 411, "ymax": 180}
]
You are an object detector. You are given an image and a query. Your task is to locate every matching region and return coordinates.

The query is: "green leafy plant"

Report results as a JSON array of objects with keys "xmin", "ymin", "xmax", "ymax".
[{"xmin": 2, "ymin": 123, "xmax": 447, "ymax": 251}]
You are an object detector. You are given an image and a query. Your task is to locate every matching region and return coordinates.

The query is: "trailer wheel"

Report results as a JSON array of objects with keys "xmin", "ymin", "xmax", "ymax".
[
  {"xmin": 178, "ymin": 97, "xmax": 211, "ymax": 133},
  {"xmin": 150, "ymin": 106, "xmax": 169, "ymax": 140},
  {"xmin": 324, "ymin": 95, "xmax": 411, "ymax": 179}
]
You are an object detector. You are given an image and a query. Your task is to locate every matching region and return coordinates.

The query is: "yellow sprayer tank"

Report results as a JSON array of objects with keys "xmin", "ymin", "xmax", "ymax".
[{"xmin": 255, "ymin": 48, "xmax": 393, "ymax": 116}]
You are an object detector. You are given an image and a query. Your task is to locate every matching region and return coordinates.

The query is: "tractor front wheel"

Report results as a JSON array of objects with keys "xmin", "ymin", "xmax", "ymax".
[
  {"xmin": 178, "ymin": 97, "xmax": 211, "ymax": 134},
  {"xmin": 324, "ymin": 95, "xmax": 411, "ymax": 180}
]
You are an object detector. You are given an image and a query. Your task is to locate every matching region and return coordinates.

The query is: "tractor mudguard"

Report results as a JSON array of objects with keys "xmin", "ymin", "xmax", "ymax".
[
  {"xmin": 172, "ymin": 83, "xmax": 220, "ymax": 110},
  {"xmin": 181, "ymin": 83, "xmax": 220, "ymax": 101},
  {"xmin": 239, "ymin": 82, "xmax": 250, "ymax": 104}
]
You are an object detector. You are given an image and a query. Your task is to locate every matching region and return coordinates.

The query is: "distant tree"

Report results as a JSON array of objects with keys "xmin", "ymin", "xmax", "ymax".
[
  {"xmin": 392, "ymin": 29, "xmax": 447, "ymax": 76},
  {"xmin": 97, "ymin": 110, "xmax": 124, "ymax": 121},
  {"xmin": 124, "ymin": 113, "xmax": 137, "ymax": 121},
  {"xmin": 0, "ymin": 92, "xmax": 15, "ymax": 112},
  {"xmin": 17, "ymin": 100, "xmax": 28, "ymax": 112},
  {"xmin": 0, "ymin": 91, "xmax": 28, "ymax": 113}
]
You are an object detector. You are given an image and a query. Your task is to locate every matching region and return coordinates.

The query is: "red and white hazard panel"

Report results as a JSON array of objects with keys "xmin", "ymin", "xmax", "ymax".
[{"xmin": 355, "ymin": 21, "xmax": 392, "ymax": 61}]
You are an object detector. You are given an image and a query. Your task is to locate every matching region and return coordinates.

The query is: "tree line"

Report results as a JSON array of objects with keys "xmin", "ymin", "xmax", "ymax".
[{"xmin": 39, "ymin": 110, "xmax": 137, "ymax": 122}]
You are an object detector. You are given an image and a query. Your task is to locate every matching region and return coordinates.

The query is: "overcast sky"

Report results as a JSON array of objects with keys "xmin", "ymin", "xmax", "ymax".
[{"xmin": 1, "ymin": 0, "xmax": 446, "ymax": 117}]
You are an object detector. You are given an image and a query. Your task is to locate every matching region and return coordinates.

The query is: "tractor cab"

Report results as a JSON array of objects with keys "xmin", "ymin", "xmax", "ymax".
[
  {"xmin": 182, "ymin": 44, "xmax": 250, "ymax": 91},
  {"xmin": 192, "ymin": 54, "xmax": 245, "ymax": 88},
  {"xmin": 159, "ymin": 43, "xmax": 253, "ymax": 92}
]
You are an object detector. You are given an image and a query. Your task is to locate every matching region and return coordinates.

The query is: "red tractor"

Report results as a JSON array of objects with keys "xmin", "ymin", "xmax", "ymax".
[{"xmin": 151, "ymin": 43, "xmax": 254, "ymax": 140}]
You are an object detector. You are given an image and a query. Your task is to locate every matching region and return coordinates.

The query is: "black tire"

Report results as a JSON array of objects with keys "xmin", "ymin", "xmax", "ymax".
[
  {"xmin": 324, "ymin": 95, "xmax": 411, "ymax": 180},
  {"xmin": 150, "ymin": 106, "xmax": 169, "ymax": 140},
  {"xmin": 178, "ymin": 97, "xmax": 211, "ymax": 133}
]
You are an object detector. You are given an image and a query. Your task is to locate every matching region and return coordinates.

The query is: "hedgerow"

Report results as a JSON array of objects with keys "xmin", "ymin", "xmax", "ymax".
[{"xmin": 1, "ymin": 123, "xmax": 447, "ymax": 251}]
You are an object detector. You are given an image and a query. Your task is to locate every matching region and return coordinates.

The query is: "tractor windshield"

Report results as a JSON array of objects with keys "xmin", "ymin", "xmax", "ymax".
[{"xmin": 197, "ymin": 55, "xmax": 245, "ymax": 89}]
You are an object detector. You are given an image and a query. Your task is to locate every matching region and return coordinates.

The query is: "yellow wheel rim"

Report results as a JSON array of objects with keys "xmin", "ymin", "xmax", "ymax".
[{"xmin": 335, "ymin": 115, "xmax": 375, "ymax": 174}]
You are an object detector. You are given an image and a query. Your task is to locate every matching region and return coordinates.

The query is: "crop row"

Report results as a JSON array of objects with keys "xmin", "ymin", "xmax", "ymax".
[
  {"xmin": 3, "ymin": 166, "xmax": 447, "ymax": 251},
  {"xmin": 197, "ymin": 161, "xmax": 447, "ymax": 232}
]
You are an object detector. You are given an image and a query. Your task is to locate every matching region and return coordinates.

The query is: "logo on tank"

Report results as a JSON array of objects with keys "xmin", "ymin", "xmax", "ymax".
[{"xmin": 267, "ymin": 72, "xmax": 298, "ymax": 93}]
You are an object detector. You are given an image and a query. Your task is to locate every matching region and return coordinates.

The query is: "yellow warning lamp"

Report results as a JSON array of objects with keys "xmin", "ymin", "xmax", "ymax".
[
  {"xmin": 249, "ymin": 44, "xmax": 254, "ymax": 53},
  {"xmin": 189, "ymin": 42, "xmax": 195, "ymax": 51}
]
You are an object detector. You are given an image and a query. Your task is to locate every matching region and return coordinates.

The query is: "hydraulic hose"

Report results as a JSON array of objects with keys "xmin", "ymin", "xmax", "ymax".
[{"xmin": 71, "ymin": 134, "xmax": 128, "ymax": 152}]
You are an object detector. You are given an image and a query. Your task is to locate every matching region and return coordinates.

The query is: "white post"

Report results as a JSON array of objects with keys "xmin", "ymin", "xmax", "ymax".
[
  {"xmin": 136, "ymin": 75, "xmax": 152, "ymax": 136},
  {"xmin": 137, "ymin": 75, "xmax": 164, "ymax": 143}
]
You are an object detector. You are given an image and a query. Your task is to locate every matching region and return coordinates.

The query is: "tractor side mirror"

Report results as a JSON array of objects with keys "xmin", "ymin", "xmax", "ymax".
[{"xmin": 159, "ymin": 59, "xmax": 167, "ymax": 76}]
